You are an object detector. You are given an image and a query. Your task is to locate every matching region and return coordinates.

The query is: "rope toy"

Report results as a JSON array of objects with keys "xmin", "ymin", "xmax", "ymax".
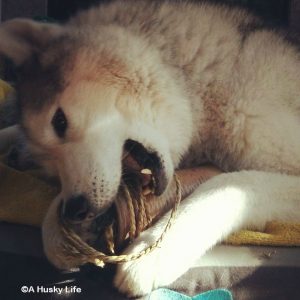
[{"xmin": 58, "ymin": 173, "xmax": 182, "ymax": 268}]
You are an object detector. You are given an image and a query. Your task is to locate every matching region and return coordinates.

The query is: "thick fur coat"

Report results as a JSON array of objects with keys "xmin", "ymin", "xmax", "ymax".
[{"xmin": 1, "ymin": 0, "xmax": 300, "ymax": 297}]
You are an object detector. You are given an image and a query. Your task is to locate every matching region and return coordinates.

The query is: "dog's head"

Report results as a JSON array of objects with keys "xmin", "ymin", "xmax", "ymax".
[{"xmin": 0, "ymin": 19, "xmax": 193, "ymax": 268}]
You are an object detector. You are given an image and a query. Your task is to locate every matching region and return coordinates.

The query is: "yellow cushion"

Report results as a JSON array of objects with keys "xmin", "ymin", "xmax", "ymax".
[{"xmin": 0, "ymin": 79, "xmax": 13, "ymax": 103}]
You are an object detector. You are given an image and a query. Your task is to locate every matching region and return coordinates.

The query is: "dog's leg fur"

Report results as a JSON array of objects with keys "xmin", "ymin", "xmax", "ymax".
[{"xmin": 114, "ymin": 171, "xmax": 300, "ymax": 296}]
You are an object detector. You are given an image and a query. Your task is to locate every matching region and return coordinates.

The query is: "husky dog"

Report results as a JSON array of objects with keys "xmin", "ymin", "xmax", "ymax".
[{"xmin": 1, "ymin": 0, "xmax": 300, "ymax": 296}]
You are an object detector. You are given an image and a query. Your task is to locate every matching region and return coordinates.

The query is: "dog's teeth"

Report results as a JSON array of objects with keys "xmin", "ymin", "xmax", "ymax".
[{"xmin": 141, "ymin": 168, "xmax": 152, "ymax": 175}]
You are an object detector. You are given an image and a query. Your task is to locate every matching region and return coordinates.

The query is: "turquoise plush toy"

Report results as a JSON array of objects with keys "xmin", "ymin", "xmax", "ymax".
[{"xmin": 148, "ymin": 288, "xmax": 233, "ymax": 300}]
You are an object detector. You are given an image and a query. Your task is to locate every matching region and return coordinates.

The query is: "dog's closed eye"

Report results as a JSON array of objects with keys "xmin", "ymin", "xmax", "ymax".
[{"xmin": 52, "ymin": 108, "xmax": 68, "ymax": 138}]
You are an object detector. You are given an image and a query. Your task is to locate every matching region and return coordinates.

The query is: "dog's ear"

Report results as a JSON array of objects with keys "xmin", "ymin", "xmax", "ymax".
[{"xmin": 0, "ymin": 19, "xmax": 64, "ymax": 66}]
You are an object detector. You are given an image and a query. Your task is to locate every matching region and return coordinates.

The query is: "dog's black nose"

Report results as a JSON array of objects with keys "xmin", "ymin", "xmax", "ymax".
[{"xmin": 62, "ymin": 195, "xmax": 90, "ymax": 223}]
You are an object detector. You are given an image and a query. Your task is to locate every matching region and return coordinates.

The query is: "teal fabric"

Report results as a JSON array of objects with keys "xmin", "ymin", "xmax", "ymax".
[{"xmin": 148, "ymin": 288, "xmax": 233, "ymax": 300}]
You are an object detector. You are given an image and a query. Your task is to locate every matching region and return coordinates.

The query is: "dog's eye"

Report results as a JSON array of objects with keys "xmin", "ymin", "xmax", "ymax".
[{"xmin": 52, "ymin": 108, "xmax": 68, "ymax": 138}]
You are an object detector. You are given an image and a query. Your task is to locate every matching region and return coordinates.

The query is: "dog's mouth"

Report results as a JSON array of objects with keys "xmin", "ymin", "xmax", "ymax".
[
  {"xmin": 122, "ymin": 139, "xmax": 168, "ymax": 197},
  {"xmin": 59, "ymin": 139, "xmax": 168, "ymax": 249},
  {"xmin": 87, "ymin": 140, "xmax": 168, "ymax": 250}
]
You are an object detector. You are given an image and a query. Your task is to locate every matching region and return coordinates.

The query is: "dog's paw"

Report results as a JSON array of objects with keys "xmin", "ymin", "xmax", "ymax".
[
  {"xmin": 113, "ymin": 232, "xmax": 176, "ymax": 298},
  {"xmin": 114, "ymin": 241, "xmax": 159, "ymax": 297},
  {"xmin": 6, "ymin": 144, "xmax": 37, "ymax": 171}
]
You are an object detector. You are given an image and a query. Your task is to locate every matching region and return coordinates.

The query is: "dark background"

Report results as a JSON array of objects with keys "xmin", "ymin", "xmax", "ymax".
[
  {"xmin": 0, "ymin": 0, "xmax": 293, "ymax": 28},
  {"xmin": 48, "ymin": 0, "xmax": 290, "ymax": 25}
]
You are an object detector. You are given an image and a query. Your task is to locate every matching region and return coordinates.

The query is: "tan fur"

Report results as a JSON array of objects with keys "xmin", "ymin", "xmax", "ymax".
[{"xmin": 1, "ymin": 0, "xmax": 300, "ymax": 296}]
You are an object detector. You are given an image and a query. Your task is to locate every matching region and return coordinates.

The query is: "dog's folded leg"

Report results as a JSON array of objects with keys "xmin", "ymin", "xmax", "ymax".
[
  {"xmin": 0, "ymin": 125, "xmax": 37, "ymax": 170},
  {"xmin": 114, "ymin": 170, "xmax": 300, "ymax": 297}
]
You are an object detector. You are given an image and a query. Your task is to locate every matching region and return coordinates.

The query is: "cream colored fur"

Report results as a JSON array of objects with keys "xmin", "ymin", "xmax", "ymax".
[{"xmin": 1, "ymin": 0, "xmax": 300, "ymax": 297}]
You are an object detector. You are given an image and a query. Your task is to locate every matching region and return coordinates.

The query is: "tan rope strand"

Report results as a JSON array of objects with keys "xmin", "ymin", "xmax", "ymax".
[
  {"xmin": 144, "ymin": 196, "xmax": 153, "ymax": 227},
  {"xmin": 59, "ymin": 174, "xmax": 182, "ymax": 266},
  {"xmin": 93, "ymin": 174, "xmax": 182, "ymax": 265},
  {"xmin": 136, "ymin": 193, "xmax": 148, "ymax": 235},
  {"xmin": 105, "ymin": 224, "xmax": 115, "ymax": 254},
  {"xmin": 123, "ymin": 186, "xmax": 137, "ymax": 241}
]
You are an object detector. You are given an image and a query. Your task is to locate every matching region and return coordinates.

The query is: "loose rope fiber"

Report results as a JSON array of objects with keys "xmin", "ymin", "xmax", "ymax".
[{"xmin": 59, "ymin": 174, "xmax": 182, "ymax": 267}]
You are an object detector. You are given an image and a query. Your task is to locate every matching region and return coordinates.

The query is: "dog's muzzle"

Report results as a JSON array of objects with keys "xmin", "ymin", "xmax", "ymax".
[{"xmin": 58, "ymin": 138, "xmax": 168, "ymax": 245}]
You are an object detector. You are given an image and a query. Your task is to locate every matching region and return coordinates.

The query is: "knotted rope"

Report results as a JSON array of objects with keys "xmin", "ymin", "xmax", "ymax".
[{"xmin": 59, "ymin": 174, "xmax": 182, "ymax": 267}]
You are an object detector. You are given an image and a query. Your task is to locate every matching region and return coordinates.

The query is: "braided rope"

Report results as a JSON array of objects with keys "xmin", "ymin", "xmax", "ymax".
[{"xmin": 59, "ymin": 174, "xmax": 182, "ymax": 267}]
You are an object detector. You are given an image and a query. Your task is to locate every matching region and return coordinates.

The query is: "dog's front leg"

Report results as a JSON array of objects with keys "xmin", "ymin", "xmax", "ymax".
[{"xmin": 114, "ymin": 170, "xmax": 300, "ymax": 297}]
